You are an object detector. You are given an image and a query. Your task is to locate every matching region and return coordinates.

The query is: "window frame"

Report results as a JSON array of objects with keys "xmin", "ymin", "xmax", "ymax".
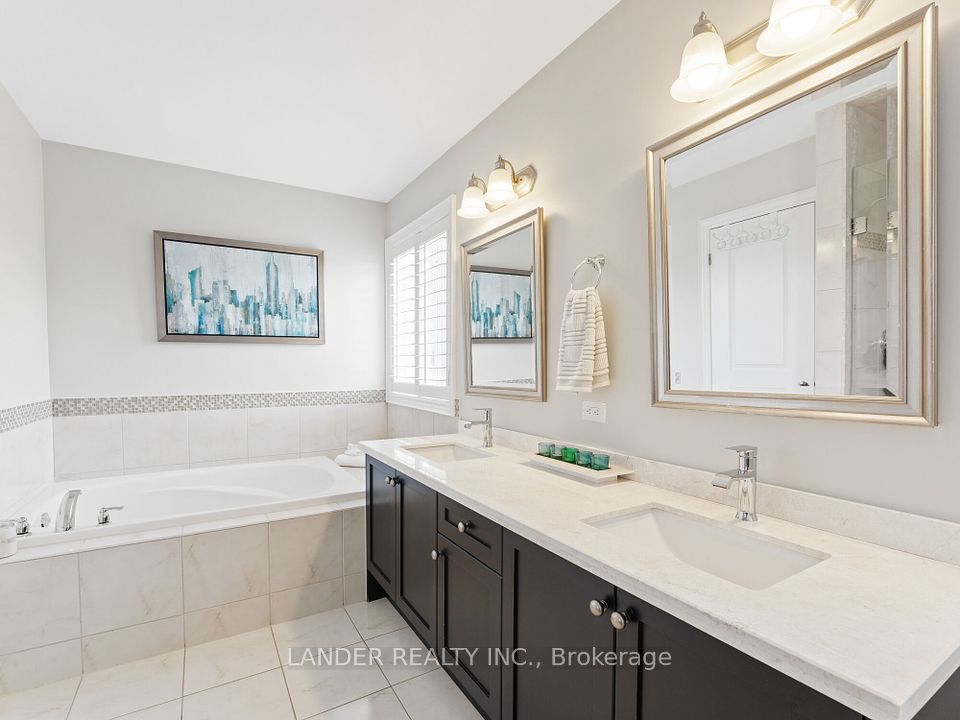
[{"xmin": 385, "ymin": 195, "xmax": 457, "ymax": 416}]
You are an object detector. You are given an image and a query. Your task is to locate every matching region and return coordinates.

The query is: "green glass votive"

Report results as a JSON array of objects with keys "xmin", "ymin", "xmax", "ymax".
[
  {"xmin": 551, "ymin": 444, "xmax": 563, "ymax": 460},
  {"xmin": 577, "ymin": 450, "xmax": 593, "ymax": 467},
  {"xmin": 538, "ymin": 442, "xmax": 555, "ymax": 457},
  {"xmin": 591, "ymin": 453, "xmax": 610, "ymax": 471},
  {"xmin": 561, "ymin": 447, "xmax": 578, "ymax": 464}
]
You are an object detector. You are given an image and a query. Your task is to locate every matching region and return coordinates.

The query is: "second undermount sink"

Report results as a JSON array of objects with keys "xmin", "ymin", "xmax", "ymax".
[
  {"xmin": 405, "ymin": 443, "xmax": 494, "ymax": 463},
  {"xmin": 586, "ymin": 506, "xmax": 827, "ymax": 591}
]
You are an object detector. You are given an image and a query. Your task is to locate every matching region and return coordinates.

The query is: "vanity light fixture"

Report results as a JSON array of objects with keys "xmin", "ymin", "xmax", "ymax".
[
  {"xmin": 670, "ymin": 12, "xmax": 736, "ymax": 103},
  {"xmin": 457, "ymin": 175, "xmax": 491, "ymax": 219},
  {"xmin": 757, "ymin": 0, "xmax": 842, "ymax": 56},
  {"xmin": 457, "ymin": 155, "xmax": 537, "ymax": 219}
]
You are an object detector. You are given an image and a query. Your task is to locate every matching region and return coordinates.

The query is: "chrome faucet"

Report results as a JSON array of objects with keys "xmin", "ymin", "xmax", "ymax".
[
  {"xmin": 55, "ymin": 489, "xmax": 82, "ymax": 532},
  {"xmin": 462, "ymin": 407, "xmax": 494, "ymax": 448},
  {"xmin": 713, "ymin": 446, "xmax": 758, "ymax": 522}
]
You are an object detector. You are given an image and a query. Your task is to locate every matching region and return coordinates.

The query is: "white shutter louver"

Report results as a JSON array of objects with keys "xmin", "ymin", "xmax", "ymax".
[{"xmin": 385, "ymin": 197, "xmax": 455, "ymax": 415}]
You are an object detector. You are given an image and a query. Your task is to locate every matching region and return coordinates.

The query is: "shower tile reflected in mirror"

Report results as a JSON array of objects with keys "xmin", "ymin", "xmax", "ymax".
[{"xmin": 662, "ymin": 56, "xmax": 901, "ymax": 399}]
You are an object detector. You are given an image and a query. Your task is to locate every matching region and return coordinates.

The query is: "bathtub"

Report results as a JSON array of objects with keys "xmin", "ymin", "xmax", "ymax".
[{"xmin": 12, "ymin": 456, "xmax": 365, "ymax": 550}]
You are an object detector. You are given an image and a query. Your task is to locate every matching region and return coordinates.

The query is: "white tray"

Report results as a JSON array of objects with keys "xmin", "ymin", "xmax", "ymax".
[{"xmin": 527, "ymin": 453, "xmax": 630, "ymax": 482}]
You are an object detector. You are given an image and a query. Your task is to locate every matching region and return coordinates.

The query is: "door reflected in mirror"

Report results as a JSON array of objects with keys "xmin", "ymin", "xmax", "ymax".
[
  {"xmin": 462, "ymin": 208, "xmax": 545, "ymax": 401},
  {"xmin": 665, "ymin": 56, "xmax": 900, "ymax": 398}
]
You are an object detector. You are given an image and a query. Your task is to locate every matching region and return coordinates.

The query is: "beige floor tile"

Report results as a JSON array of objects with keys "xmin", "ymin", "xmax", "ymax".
[
  {"xmin": 182, "ymin": 668, "xmax": 293, "ymax": 720},
  {"xmin": 68, "ymin": 651, "xmax": 183, "ymax": 720},
  {"xmin": 0, "ymin": 676, "xmax": 79, "ymax": 720},
  {"xmin": 272, "ymin": 608, "xmax": 361, "ymax": 664},
  {"xmin": 393, "ymin": 669, "xmax": 482, "ymax": 720},
  {"xmin": 184, "ymin": 627, "xmax": 280, "ymax": 694},
  {"xmin": 114, "ymin": 700, "xmax": 182, "ymax": 719},
  {"xmin": 365, "ymin": 627, "xmax": 438, "ymax": 685},
  {"xmin": 282, "ymin": 643, "xmax": 389, "ymax": 719},
  {"xmin": 315, "ymin": 688, "xmax": 410, "ymax": 720},
  {"xmin": 344, "ymin": 598, "xmax": 406, "ymax": 640}
]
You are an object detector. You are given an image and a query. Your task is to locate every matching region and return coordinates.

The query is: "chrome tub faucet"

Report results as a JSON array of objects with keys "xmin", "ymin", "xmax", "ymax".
[
  {"xmin": 713, "ymin": 446, "xmax": 758, "ymax": 522},
  {"xmin": 55, "ymin": 489, "xmax": 82, "ymax": 532}
]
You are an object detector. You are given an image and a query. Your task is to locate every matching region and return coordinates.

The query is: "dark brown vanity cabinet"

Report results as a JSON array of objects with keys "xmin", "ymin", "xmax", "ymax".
[
  {"xmin": 502, "ymin": 529, "xmax": 617, "ymax": 720},
  {"xmin": 437, "ymin": 534, "xmax": 502, "ymax": 719},
  {"xmin": 396, "ymin": 470, "xmax": 440, "ymax": 648},
  {"xmin": 612, "ymin": 591, "xmax": 860, "ymax": 720},
  {"xmin": 365, "ymin": 457, "xmax": 398, "ymax": 595},
  {"xmin": 367, "ymin": 457, "xmax": 957, "ymax": 720},
  {"xmin": 365, "ymin": 457, "xmax": 439, "ymax": 647}
]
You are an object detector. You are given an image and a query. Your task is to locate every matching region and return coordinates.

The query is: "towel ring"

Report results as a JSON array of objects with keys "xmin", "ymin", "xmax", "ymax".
[{"xmin": 569, "ymin": 255, "xmax": 605, "ymax": 290}]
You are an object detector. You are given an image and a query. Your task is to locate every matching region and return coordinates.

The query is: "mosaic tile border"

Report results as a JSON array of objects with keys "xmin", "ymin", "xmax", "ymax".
[
  {"xmin": 51, "ymin": 390, "xmax": 386, "ymax": 417},
  {"xmin": 0, "ymin": 400, "xmax": 53, "ymax": 434}
]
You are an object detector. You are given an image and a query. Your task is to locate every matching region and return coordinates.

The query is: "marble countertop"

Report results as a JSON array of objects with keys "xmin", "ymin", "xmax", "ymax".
[{"xmin": 360, "ymin": 435, "xmax": 960, "ymax": 720}]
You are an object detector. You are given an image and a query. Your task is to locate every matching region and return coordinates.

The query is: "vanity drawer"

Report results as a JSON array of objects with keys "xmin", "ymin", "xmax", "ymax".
[{"xmin": 437, "ymin": 495, "xmax": 502, "ymax": 573}]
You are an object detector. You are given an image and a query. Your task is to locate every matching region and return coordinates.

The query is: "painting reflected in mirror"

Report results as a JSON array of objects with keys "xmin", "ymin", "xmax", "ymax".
[{"xmin": 462, "ymin": 208, "xmax": 545, "ymax": 400}]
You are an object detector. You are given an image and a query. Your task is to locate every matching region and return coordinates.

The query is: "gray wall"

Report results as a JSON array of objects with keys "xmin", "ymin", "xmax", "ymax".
[
  {"xmin": 387, "ymin": 0, "xmax": 960, "ymax": 522},
  {"xmin": 43, "ymin": 143, "xmax": 386, "ymax": 397}
]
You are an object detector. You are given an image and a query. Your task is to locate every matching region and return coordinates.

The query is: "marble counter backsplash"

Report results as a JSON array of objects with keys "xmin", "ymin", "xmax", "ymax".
[{"xmin": 459, "ymin": 424, "xmax": 960, "ymax": 567}]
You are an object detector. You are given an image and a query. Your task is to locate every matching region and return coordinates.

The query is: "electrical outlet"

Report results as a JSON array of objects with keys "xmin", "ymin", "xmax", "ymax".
[{"xmin": 582, "ymin": 400, "xmax": 606, "ymax": 423}]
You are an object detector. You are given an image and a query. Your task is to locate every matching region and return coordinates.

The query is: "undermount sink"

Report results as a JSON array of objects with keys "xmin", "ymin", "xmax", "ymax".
[
  {"xmin": 405, "ymin": 443, "xmax": 494, "ymax": 463},
  {"xmin": 586, "ymin": 506, "xmax": 827, "ymax": 590}
]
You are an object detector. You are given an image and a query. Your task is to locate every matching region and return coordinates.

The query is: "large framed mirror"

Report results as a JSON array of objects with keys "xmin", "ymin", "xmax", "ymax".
[
  {"xmin": 647, "ymin": 7, "xmax": 936, "ymax": 425},
  {"xmin": 462, "ymin": 208, "xmax": 545, "ymax": 401}
]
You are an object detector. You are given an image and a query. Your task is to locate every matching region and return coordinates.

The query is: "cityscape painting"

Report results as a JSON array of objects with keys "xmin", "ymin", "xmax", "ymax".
[
  {"xmin": 469, "ymin": 269, "xmax": 533, "ymax": 340},
  {"xmin": 155, "ymin": 232, "xmax": 324, "ymax": 343}
]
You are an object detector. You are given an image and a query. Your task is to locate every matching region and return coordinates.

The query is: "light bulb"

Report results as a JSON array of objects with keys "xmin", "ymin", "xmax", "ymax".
[
  {"xmin": 457, "ymin": 180, "xmax": 490, "ymax": 219},
  {"xmin": 483, "ymin": 165, "xmax": 518, "ymax": 205},
  {"xmin": 757, "ymin": 0, "xmax": 842, "ymax": 57},
  {"xmin": 670, "ymin": 14, "xmax": 736, "ymax": 103}
]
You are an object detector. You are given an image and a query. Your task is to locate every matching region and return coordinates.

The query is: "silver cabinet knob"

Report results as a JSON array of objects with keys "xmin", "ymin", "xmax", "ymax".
[
  {"xmin": 799, "ymin": 380, "xmax": 810, "ymax": 387},
  {"xmin": 589, "ymin": 599, "xmax": 608, "ymax": 617},
  {"xmin": 457, "ymin": 521, "xmax": 470, "ymax": 534},
  {"xmin": 610, "ymin": 611, "xmax": 630, "ymax": 631},
  {"xmin": 431, "ymin": 550, "xmax": 440, "ymax": 561}
]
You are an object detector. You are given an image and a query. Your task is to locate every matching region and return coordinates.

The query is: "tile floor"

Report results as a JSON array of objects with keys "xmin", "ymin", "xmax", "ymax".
[{"xmin": 0, "ymin": 599, "xmax": 482, "ymax": 720}]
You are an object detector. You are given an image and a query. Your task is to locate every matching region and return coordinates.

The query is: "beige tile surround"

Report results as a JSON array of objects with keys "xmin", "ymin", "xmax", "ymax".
[{"xmin": 0, "ymin": 506, "xmax": 367, "ymax": 696}]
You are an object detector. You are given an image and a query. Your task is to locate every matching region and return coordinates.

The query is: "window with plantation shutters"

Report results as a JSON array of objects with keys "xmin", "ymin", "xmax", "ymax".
[{"xmin": 385, "ymin": 197, "xmax": 456, "ymax": 415}]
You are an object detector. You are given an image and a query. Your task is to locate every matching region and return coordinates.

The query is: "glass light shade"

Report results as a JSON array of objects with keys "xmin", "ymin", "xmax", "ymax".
[
  {"xmin": 457, "ymin": 184, "xmax": 490, "ymax": 219},
  {"xmin": 482, "ymin": 166, "xmax": 519, "ymax": 205},
  {"xmin": 670, "ymin": 30, "xmax": 736, "ymax": 103},
  {"xmin": 757, "ymin": 0, "xmax": 842, "ymax": 57}
]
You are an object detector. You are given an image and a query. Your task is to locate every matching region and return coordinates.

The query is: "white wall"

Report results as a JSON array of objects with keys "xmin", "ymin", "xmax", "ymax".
[
  {"xmin": 0, "ymin": 81, "xmax": 53, "ymax": 512},
  {"xmin": 387, "ymin": 0, "xmax": 960, "ymax": 522},
  {"xmin": 0, "ymin": 84, "xmax": 49, "ymax": 407},
  {"xmin": 43, "ymin": 142, "xmax": 386, "ymax": 397},
  {"xmin": 667, "ymin": 137, "xmax": 815, "ymax": 390}
]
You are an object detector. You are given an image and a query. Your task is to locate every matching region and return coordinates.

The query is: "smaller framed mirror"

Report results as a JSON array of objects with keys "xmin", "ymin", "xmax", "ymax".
[{"xmin": 462, "ymin": 208, "xmax": 545, "ymax": 401}]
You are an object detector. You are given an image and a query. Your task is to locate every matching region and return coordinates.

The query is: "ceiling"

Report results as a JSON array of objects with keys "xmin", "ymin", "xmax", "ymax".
[{"xmin": 0, "ymin": 1, "xmax": 620, "ymax": 202}]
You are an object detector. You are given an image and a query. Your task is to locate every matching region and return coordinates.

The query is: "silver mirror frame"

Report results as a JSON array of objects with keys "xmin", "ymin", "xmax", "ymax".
[
  {"xmin": 461, "ymin": 207, "xmax": 546, "ymax": 401},
  {"xmin": 646, "ymin": 6, "xmax": 937, "ymax": 425}
]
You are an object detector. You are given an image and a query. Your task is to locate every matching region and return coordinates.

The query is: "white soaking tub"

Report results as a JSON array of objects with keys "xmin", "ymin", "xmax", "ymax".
[{"xmin": 12, "ymin": 456, "xmax": 364, "ymax": 550}]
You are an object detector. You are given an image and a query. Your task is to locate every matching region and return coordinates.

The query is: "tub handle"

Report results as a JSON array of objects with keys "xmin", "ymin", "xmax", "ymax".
[{"xmin": 97, "ymin": 506, "xmax": 125, "ymax": 525}]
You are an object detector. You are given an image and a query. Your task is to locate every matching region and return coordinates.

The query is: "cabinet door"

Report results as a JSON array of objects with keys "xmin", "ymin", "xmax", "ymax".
[
  {"xmin": 613, "ymin": 590, "xmax": 861, "ymax": 720},
  {"xmin": 438, "ymin": 534, "xmax": 502, "ymax": 720},
  {"xmin": 396, "ymin": 473, "xmax": 439, "ymax": 648},
  {"xmin": 502, "ymin": 530, "xmax": 616, "ymax": 720},
  {"xmin": 366, "ymin": 458, "xmax": 397, "ymax": 597}
]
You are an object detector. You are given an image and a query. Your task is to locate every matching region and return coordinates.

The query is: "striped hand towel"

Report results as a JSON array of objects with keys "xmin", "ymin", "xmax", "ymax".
[{"xmin": 556, "ymin": 287, "xmax": 610, "ymax": 392}]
